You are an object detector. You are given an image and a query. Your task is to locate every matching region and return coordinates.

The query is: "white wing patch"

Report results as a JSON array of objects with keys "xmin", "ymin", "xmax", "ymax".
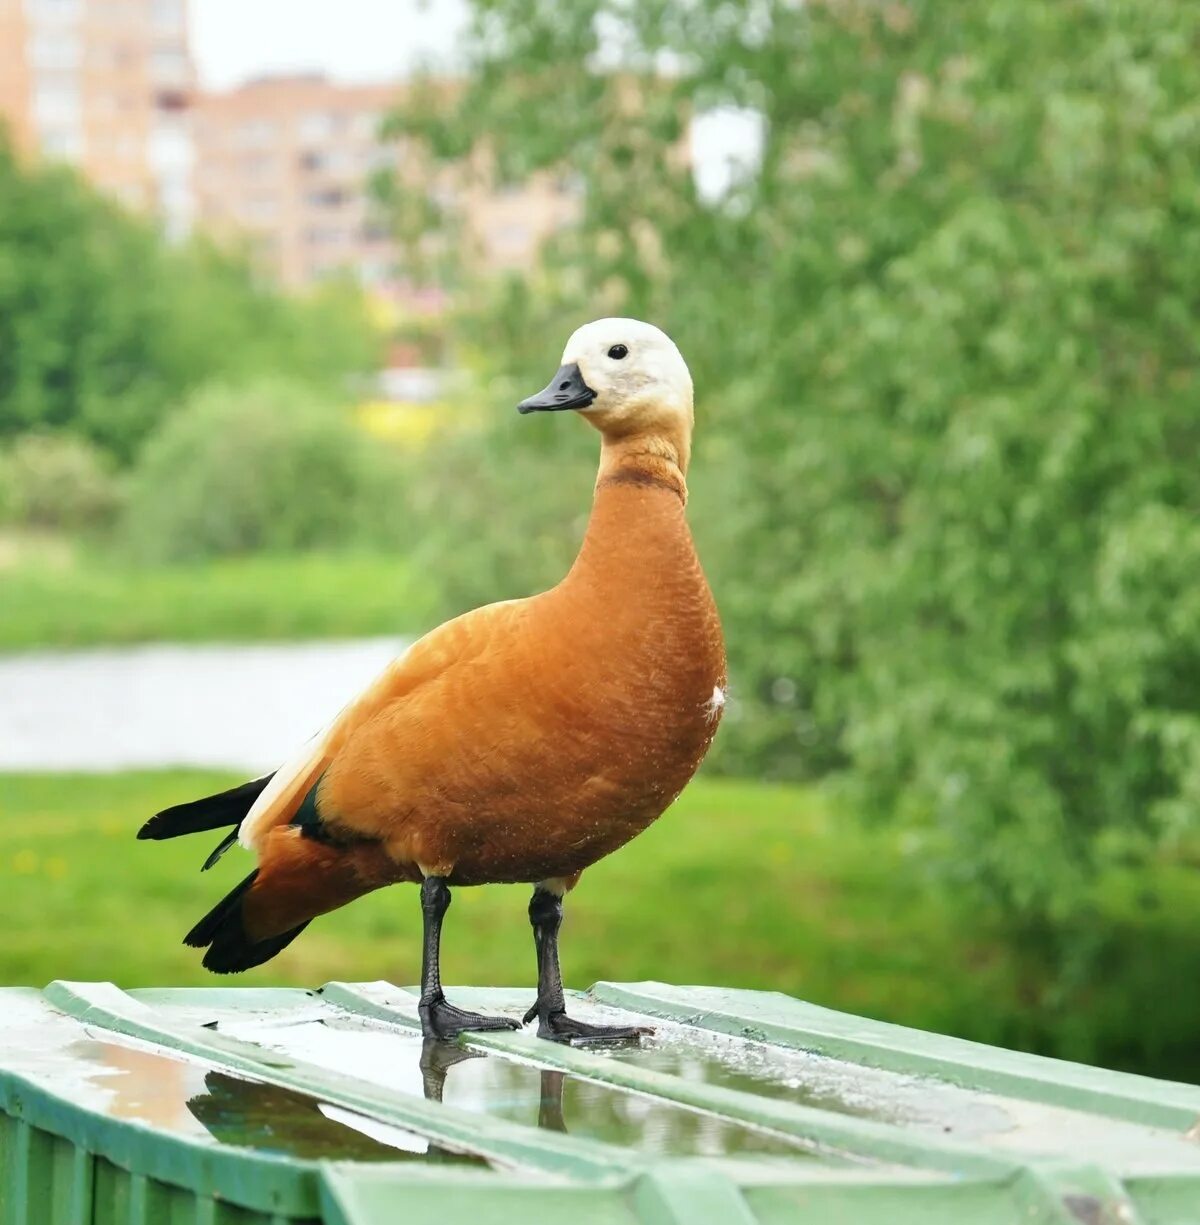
[{"xmin": 238, "ymin": 724, "xmax": 331, "ymax": 849}]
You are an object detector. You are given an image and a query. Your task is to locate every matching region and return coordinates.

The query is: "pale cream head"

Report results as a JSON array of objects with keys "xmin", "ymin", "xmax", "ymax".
[
  {"xmin": 561, "ymin": 318, "xmax": 693, "ymax": 436},
  {"xmin": 517, "ymin": 317, "xmax": 696, "ymax": 480}
]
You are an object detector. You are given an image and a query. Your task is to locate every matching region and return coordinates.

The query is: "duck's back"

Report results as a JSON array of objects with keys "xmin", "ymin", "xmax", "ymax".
[{"xmin": 321, "ymin": 473, "xmax": 726, "ymax": 885}]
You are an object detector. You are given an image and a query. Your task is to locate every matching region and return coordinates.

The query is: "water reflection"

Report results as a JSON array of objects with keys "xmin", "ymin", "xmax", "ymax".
[
  {"xmin": 62, "ymin": 997, "xmax": 809, "ymax": 1162},
  {"xmin": 186, "ymin": 1071, "xmax": 482, "ymax": 1165},
  {"xmin": 218, "ymin": 1013, "xmax": 806, "ymax": 1158},
  {"xmin": 420, "ymin": 1040, "xmax": 569, "ymax": 1136},
  {"xmin": 67, "ymin": 1039, "xmax": 485, "ymax": 1165}
]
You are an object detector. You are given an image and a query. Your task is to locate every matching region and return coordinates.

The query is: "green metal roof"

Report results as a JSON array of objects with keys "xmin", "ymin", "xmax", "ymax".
[{"xmin": 2, "ymin": 980, "xmax": 1199, "ymax": 1223}]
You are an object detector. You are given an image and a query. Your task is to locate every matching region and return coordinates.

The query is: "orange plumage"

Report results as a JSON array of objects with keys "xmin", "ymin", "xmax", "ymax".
[{"xmin": 141, "ymin": 318, "xmax": 726, "ymax": 1042}]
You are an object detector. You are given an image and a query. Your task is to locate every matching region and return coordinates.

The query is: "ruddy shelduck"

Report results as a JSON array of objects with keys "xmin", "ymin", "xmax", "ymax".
[{"xmin": 140, "ymin": 318, "xmax": 727, "ymax": 1043}]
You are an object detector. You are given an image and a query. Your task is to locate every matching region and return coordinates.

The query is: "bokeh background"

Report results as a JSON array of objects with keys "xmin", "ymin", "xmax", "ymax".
[{"xmin": 2, "ymin": 0, "xmax": 1199, "ymax": 1082}]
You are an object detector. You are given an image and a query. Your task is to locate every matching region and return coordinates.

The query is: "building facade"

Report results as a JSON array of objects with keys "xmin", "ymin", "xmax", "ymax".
[
  {"xmin": 192, "ymin": 74, "xmax": 579, "ymax": 302},
  {"xmin": 0, "ymin": 4, "xmax": 579, "ymax": 300},
  {"xmin": 0, "ymin": 0, "xmax": 195, "ymax": 237}
]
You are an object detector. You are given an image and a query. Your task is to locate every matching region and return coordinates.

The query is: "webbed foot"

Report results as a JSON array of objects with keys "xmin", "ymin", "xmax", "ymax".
[
  {"xmin": 419, "ymin": 994, "xmax": 521, "ymax": 1040},
  {"xmin": 523, "ymin": 1004, "xmax": 652, "ymax": 1045}
]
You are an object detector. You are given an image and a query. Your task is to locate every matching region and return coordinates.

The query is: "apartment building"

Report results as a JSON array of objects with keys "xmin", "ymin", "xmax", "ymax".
[
  {"xmin": 0, "ymin": 3, "xmax": 579, "ymax": 301},
  {"xmin": 0, "ymin": 0, "xmax": 195, "ymax": 237},
  {"xmin": 193, "ymin": 74, "xmax": 579, "ymax": 302}
]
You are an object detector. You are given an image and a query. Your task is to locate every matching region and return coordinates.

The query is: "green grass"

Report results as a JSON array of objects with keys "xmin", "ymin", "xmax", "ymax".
[
  {"xmin": 4, "ymin": 769, "xmax": 1200, "ymax": 1081},
  {"xmin": 0, "ymin": 548, "xmax": 436, "ymax": 650}
]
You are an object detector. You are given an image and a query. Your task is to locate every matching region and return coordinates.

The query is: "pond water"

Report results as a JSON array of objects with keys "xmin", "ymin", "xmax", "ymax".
[{"xmin": 0, "ymin": 638, "xmax": 407, "ymax": 772}]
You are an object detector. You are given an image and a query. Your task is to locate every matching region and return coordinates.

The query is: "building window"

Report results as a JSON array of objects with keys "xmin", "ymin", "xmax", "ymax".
[
  {"xmin": 151, "ymin": 47, "xmax": 188, "ymax": 84},
  {"xmin": 25, "ymin": 0, "xmax": 83, "ymax": 20},
  {"xmin": 306, "ymin": 186, "xmax": 348, "ymax": 208},
  {"xmin": 299, "ymin": 112, "xmax": 340, "ymax": 143},
  {"xmin": 235, "ymin": 120, "xmax": 278, "ymax": 149},
  {"xmin": 240, "ymin": 196, "xmax": 279, "ymax": 224},
  {"xmin": 152, "ymin": 0, "xmax": 184, "ymax": 30},
  {"xmin": 32, "ymin": 80, "xmax": 80, "ymax": 126},
  {"xmin": 241, "ymin": 153, "xmax": 279, "ymax": 180},
  {"xmin": 40, "ymin": 126, "xmax": 84, "ymax": 162},
  {"xmin": 29, "ymin": 31, "xmax": 81, "ymax": 69}
]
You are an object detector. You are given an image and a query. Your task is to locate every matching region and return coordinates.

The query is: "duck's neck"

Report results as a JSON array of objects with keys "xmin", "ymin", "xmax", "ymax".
[
  {"xmin": 560, "ymin": 430, "xmax": 696, "ymax": 601},
  {"xmin": 596, "ymin": 430, "xmax": 689, "ymax": 503}
]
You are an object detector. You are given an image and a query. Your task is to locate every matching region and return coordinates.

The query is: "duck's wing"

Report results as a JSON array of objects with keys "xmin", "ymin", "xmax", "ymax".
[{"xmin": 237, "ymin": 603, "xmax": 522, "ymax": 851}]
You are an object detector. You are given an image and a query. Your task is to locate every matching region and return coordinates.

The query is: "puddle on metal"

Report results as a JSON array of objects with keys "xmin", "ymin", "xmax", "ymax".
[
  {"xmin": 0, "ymin": 1011, "xmax": 483, "ymax": 1166},
  {"xmin": 317, "ymin": 987, "xmax": 1200, "ymax": 1171},
  {"xmin": 215, "ymin": 1015, "xmax": 811, "ymax": 1159},
  {"xmin": 75, "ymin": 1041, "xmax": 484, "ymax": 1164},
  {"xmin": 572, "ymin": 1012, "xmax": 1200, "ymax": 1171}
]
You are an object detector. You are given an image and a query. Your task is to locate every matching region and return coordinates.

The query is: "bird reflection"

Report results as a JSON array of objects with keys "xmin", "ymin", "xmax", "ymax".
[
  {"xmin": 186, "ymin": 1072, "xmax": 405, "ymax": 1161},
  {"xmin": 537, "ymin": 1068, "xmax": 569, "ymax": 1133},
  {"xmin": 419, "ymin": 1038, "xmax": 485, "ymax": 1102},
  {"xmin": 184, "ymin": 1041, "xmax": 573, "ymax": 1162},
  {"xmin": 186, "ymin": 1069, "xmax": 483, "ymax": 1164},
  {"xmin": 421, "ymin": 1038, "xmax": 570, "ymax": 1134}
]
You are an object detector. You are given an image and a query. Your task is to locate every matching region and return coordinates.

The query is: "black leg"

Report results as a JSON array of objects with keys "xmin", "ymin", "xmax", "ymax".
[
  {"xmin": 417, "ymin": 876, "xmax": 520, "ymax": 1039},
  {"xmin": 523, "ymin": 886, "xmax": 652, "ymax": 1044}
]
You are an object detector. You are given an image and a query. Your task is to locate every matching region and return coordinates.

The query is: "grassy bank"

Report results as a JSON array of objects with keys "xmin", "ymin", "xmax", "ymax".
[
  {"xmin": 3, "ymin": 770, "xmax": 1199, "ymax": 1082},
  {"xmin": 0, "ymin": 546, "xmax": 434, "ymax": 651}
]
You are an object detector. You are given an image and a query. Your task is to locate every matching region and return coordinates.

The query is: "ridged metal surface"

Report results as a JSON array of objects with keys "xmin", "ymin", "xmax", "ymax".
[{"xmin": 2, "ymin": 981, "xmax": 1199, "ymax": 1224}]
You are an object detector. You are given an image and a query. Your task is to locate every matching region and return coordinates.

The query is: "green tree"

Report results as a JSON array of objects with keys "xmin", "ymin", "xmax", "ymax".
[
  {"xmin": 0, "ymin": 137, "xmax": 378, "ymax": 463},
  {"xmin": 381, "ymin": 0, "xmax": 1200, "ymax": 944},
  {"xmin": 123, "ymin": 380, "xmax": 407, "ymax": 561}
]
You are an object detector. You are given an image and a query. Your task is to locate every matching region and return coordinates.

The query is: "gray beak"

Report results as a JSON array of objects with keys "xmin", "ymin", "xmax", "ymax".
[{"xmin": 516, "ymin": 363, "xmax": 596, "ymax": 414}]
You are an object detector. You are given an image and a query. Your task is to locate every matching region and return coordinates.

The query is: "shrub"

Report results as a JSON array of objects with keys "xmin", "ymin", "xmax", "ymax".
[
  {"xmin": 123, "ymin": 381, "xmax": 406, "ymax": 562},
  {"xmin": 0, "ymin": 433, "xmax": 124, "ymax": 533},
  {"xmin": 0, "ymin": 137, "xmax": 378, "ymax": 465},
  {"xmin": 383, "ymin": 0, "xmax": 1200, "ymax": 955}
]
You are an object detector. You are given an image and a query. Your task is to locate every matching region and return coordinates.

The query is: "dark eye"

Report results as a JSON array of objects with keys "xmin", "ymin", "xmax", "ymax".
[{"xmin": 607, "ymin": 344, "xmax": 628, "ymax": 360}]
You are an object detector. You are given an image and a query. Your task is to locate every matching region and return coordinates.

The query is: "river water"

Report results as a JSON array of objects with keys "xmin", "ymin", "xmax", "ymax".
[{"xmin": 0, "ymin": 638, "xmax": 408, "ymax": 772}]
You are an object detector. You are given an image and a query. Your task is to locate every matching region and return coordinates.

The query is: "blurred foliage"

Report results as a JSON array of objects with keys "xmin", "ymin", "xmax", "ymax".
[
  {"xmin": 123, "ymin": 381, "xmax": 410, "ymax": 562},
  {"xmin": 0, "ymin": 550, "xmax": 433, "ymax": 652},
  {"xmin": 0, "ymin": 433, "xmax": 123, "ymax": 533},
  {"xmin": 6, "ymin": 768, "xmax": 1200, "ymax": 1080},
  {"xmin": 0, "ymin": 137, "xmax": 378, "ymax": 464},
  {"xmin": 380, "ymin": 0, "xmax": 1200, "ymax": 948}
]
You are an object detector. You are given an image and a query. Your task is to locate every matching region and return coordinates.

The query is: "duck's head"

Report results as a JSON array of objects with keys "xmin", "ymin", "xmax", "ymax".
[{"xmin": 517, "ymin": 318, "xmax": 694, "ymax": 471}]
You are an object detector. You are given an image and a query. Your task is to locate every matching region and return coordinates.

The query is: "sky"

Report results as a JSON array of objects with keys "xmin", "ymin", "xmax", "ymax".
[
  {"xmin": 189, "ymin": 0, "xmax": 468, "ymax": 90},
  {"xmin": 188, "ymin": 0, "xmax": 761, "ymax": 198}
]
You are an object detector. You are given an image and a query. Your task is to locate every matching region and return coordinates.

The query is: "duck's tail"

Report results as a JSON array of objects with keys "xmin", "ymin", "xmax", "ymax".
[
  {"xmin": 184, "ymin": 869, "xmax": 311, "ymax": 974},
  {"xmin": 137, "ymin": 774, "xmax": 275, "ymax": 871},
  {"xmin": 182, "ymin": 827, "xmax": 399, "ymax": 975}
]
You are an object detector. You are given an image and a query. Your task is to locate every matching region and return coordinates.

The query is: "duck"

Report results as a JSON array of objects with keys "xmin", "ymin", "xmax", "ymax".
[{"xmin": 138, "ymin": 318, "xmax": 727, "ymax": 1044}]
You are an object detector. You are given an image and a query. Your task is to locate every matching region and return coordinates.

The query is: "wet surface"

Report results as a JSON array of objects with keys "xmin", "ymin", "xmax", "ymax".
[
  {"xmin": 69, "ymin": 1038, "xmax": 479, "ymax": 1163},
  {"xmin": 570, "ymin": 1009, "xmax": 1200, "ymax": 1173},
  {"xmin": 11, "ymin": 986, "xmax": 1200, "ymax": 1176},
  {"xmin": 308, "ymin": 984, "xmax": 1200, "ymax": 1174},
  {"xmin": 0, "ymin": 997, "xmax": 482, "ymax": 1165},
  {"xmin": 216, "ymin": 1012, "xmax": 811, "ymax": 1159}
]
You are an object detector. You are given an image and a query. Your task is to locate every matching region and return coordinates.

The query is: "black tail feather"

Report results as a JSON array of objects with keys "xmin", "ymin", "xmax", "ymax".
[
  {"xmin": 139, "ymin": 774, "xmax": 275, "ymax": 842},
  {"xmin": 201, "ymin": 828, "xmax": 240, "ymax": 872},
  {"xmin": 185, "ymin": 869, "xmax": 309, "ymax": 974}
]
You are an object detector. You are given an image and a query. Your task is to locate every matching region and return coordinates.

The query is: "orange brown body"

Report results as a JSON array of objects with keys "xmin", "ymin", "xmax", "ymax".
[{"xmin": 244, "ymin": 467, "xmax": 725, "ymax": 941}]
